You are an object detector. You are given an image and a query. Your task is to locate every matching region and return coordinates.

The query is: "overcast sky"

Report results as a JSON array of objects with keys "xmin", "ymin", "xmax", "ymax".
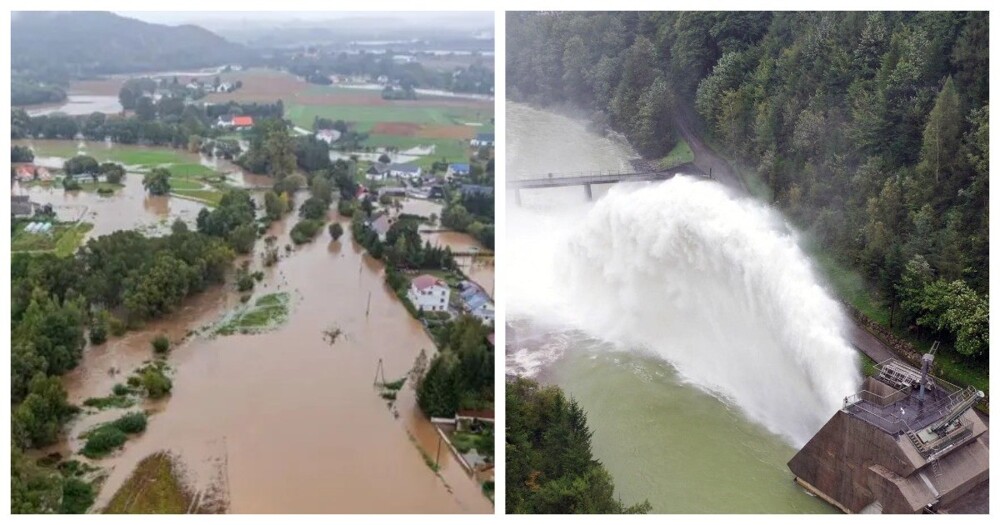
[{"xmin": 118, "ymin": 11, "xmax": 493, "ymax": 27}]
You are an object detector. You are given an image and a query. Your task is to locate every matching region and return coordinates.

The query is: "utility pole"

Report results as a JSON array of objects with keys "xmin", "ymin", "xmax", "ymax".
[
  {"xmin": 373, "ymin": 358, "xmax": 386, "ymax": 387},
  {"xmin": 435, "ymin": 433, "xmax": 443, "ymax": 469}
]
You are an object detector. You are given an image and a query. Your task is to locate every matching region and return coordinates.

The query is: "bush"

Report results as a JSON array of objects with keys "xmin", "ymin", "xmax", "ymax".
[
  {"xmin": 88, "ymin": 322, "xmax": 108, "ymax": 345},
  {"xmin": 60, "ymin": 477, "xmax": 95, "ymax": 514},
  {"xmin": 141, "ymin": 368, "xmax": 172, "ymax": 399},
  {"xmin": 112, "ymin": 384, "xmax": 129, "ymax": 396},
  {"xmin": 328, "ymin": 222, "xmax": 344, "ymax": 241},
  {"xmin": 113, "ymin": 412, "xmax": 148, "ymax": 434},
  {"xmin": 109, "ymin": 317, "xmax": 127, "ymax": 337},
  {"xmin": 151, "ymin": 335, "xmax": 170, "ymax": 354},
  {"xmin": 290, "ymin": 219, "xmax": 324, "ymax": 245},
  {"xmin": 337, "ymin": 199, "xmax": 355, "ymax": 217},
  {"xmin": 237, "ymin": 273, "xmax": 255, "ymax": 292},
  {"xmin": 81, "ymin": 426, "xmax": 127, "ymax": 458}
]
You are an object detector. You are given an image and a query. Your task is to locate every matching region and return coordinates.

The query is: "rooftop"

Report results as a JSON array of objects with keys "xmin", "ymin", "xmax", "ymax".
[{"xmin": 411, "ymin": 274, "xmax": 445, "ymax": 291}]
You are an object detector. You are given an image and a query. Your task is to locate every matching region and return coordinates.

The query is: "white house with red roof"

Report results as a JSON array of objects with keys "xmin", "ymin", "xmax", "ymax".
[{"xmin": 407, "ymin": 274, "xmax": 450, "ymax": 313}]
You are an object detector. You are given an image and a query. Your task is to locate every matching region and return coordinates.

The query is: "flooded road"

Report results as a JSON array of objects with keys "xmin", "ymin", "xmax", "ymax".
[
  {"xmin": 24, "ymin": 142, "xmax": 491, "ymax": 512},
  {"xmin": 506, "ymin": 102, "xmax": 836, "ymax": 513}
]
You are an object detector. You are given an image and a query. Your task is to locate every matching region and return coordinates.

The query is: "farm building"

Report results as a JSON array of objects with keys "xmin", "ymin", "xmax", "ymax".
[
  {"xmin": 788, "ymin": 357, "xmax": 988, "ymax": 514},
  {"xmin": 388, "ymin": 163, "xmax": 422, "ymax": 180},
  {"xmin": 216, "ymin": 114, "xmax": 254, "ymax": 129}
]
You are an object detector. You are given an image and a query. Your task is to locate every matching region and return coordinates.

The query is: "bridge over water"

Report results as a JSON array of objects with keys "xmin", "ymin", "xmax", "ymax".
[{"xmin": 508, "ymin": 164, "xmax": 712, "ymax": 205}]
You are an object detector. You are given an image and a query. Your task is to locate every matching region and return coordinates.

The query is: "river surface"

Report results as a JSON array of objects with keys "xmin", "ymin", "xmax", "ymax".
[
  {"xmin": 21, "ymin": 142, "xmax": 491, "ymax": 513},
  {"xmin": 506, "ymin": 102, "xmax": 847, "ymax": 513}
]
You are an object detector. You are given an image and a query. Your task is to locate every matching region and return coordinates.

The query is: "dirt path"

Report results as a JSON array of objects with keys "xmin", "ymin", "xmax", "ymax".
[{"xmin": 673, "ymin": 105, "xmax": 748, "ymax": 194}]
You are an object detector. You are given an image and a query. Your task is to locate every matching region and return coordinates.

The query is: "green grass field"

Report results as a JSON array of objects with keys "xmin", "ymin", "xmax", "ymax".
[
  {"xmin": 168, "ymin": 178, "xmax": 208, "ymax": 191},
  {"xmin": 659, "ymin": 138, "xmax": 694, "ymax": 169},
  {"xmin": 25, "ymin": 142, "xmax": 194, "ymax": 167},
  {"xmin": 171, "ymin": 190, "xmax": 223, "ymax": 207},
  {"xmin": 104, "ymin": 453, "xmax": 192, "ymax": 514}
]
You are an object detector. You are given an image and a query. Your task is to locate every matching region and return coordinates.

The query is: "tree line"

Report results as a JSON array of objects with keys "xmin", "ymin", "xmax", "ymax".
[
  {"xmin": 11, "ymin": 225, "xmax": 237, "ymax": 512},
  {"xmin": 417, "ymin": 315, "xmax": 495, "ymax": 418},
  {"xmin": 507, "ymin": 12, "xmax": 988, "ymax": 365},
  {"xmin": 507, "ymin": 377, "xmax": 651, "ymax": 514}
]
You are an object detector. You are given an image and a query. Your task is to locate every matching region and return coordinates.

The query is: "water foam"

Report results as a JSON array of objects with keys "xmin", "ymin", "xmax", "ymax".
[{"xmin": 511, "ymin": 176, "xmax": 860, "ymax": 446}]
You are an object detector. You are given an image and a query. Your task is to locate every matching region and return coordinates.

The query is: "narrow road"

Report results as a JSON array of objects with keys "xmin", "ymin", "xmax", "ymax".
[{"xmin": 673, "ymin": 105, "xmax": 748, "ymax": 194}]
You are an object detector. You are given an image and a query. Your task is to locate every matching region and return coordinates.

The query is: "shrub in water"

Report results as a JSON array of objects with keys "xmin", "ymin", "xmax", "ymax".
[
  {"xmin": 151, "ymin": 335, "xmax": 170, "ymax": 354},
  {"xmin": 142, "ymin": 368, "xmax": 172, "ymax": 399},
  {"xmin": 113, "ymin": 412, "xmax": 147, "ymax": 434},
  {"xmin": 82, "ymin": 426, "xmax": 127, "ymax": 458},
  {"xmin": 109, "ymin": 317, "xmax": 127, "ymax": 337}
]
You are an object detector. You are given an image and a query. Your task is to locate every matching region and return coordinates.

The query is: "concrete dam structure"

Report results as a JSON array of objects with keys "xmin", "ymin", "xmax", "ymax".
[{"xmin": 788, "ymin": 356, "xmax": 989, "ymax": 514}]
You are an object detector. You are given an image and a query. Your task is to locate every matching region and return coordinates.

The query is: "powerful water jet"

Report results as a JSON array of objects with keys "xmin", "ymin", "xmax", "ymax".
[{"xmin": 512, "ymin": 175, "xmax": 861, "ymax": 446}]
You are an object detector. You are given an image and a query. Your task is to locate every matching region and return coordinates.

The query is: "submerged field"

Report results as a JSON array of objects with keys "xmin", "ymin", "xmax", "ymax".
[{"xmin": 18, "ymin": 140, "xmax": 236, "ymax": 207}]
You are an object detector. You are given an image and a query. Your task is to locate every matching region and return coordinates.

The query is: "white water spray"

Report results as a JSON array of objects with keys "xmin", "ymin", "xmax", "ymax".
[{"xmin": 510, "ymin": 175, "xmax": 861, "ymax": 447}]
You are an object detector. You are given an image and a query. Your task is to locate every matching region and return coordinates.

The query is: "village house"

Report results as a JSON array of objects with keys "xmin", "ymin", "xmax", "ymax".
[
  {"xmin": 388, "ymin": 163, "xmax": 422, "ymax": 180},
  {"xmin": 315, "ymin": 129, "xmax": 340, "ymax": 145},
  {"xmin": 377, "ymin": 187, "xmax": 407, "ymax": 199},
  {"xmin": 471, "ymin": 133, "xmax": 495, "ymax": 147},
  {"xmin": 407, "ymin": 274, "xmax": 450, "ymax": 313},
  {"xmin": 365, "ymin": 163, "xmax": 390, "ymax": 181},
  {"xmin": 216, "ymin": 82, "xmax": 233, "ymax": 93},
  {"xmin": 369, "ymin": 213, "xmax": 392, "ymax": 242},
  {"xmin": 447, "ymin": 163, "xmax": 470, "ymax": 179},
  {"xmin": 14, "ymin": 165, "xmax": 35, "ymax": 182},
  {"xmin": 459, "ymin": 281, "xmax": 494, "ymax": 324},
  {"xmin": 11, "ymin": 195, "xmax": 34, "ymax": 217},
  {"xmin": 216, "ymin": 114, "xmax": 254, "ymax": 130}
]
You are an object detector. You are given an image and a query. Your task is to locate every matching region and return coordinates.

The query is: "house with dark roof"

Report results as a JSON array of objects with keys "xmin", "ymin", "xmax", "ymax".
[
  {"xmin": 12, "ymin": 195, "xmax": 34, "ymax": 217},
  {"xmin": 471, "ymin": 133, "xmax": 494, "ymax": 147},
  {"xmin": 366, "ymin": 163, "xmax": 390, "ymax": 181},
  {"xmin": 388, "ymin": 163, "xmax": 422, "ymax": 179},
  {"xmin": 447, "ymin": 163, "xmax": 470, "ymax": 178},
  {"xmin": 460, "ymin": 184, "xmax": 494, "ymax": 197}
]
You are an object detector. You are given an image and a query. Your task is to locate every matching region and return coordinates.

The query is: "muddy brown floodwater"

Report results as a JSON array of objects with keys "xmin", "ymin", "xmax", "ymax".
[
  {"xmin": 400, "ymin": 198, "xmax": 494, "ymax": 295},
  {"xmin": 53, "ymin": 203, "xmax": 491, "ymax": 513}
]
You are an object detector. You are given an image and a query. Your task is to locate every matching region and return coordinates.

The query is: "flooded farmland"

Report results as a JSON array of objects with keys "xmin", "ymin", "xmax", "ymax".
[{"xmin": 17, "ymin": 141, "xmax": 492, "ymax": 513}]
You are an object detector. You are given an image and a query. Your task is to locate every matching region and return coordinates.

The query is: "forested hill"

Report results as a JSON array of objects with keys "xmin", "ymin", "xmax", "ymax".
[
  {"xmin": 507, "ymin": 12, "xmax": 988, "ymax": 365},
  {"xmin": 12, "ymin": 11, "xmax": 250, "ymax": 77}
]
